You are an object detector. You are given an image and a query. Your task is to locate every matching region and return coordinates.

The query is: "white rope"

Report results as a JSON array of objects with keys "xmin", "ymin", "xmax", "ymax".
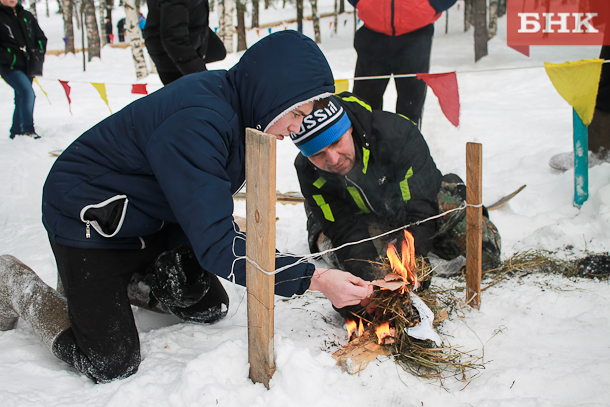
[{"xmin": 236, "ymin": 202, "xmax": 484, "ymax": 277}]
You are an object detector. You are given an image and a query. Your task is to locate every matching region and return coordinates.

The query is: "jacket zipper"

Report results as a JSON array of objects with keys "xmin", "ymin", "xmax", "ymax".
[{"xmin": 345, "ymin": 175, "xmax": 382, "ymax": 216}]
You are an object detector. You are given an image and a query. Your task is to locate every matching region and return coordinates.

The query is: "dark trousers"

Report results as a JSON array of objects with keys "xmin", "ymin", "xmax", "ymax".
[
  {"xmin": 50, "ymin": 228, "xmax": 179, "ymax": 382},
  {"xmin": 353, "ymin": 24, "xmax": 434, "ymax": 126}
]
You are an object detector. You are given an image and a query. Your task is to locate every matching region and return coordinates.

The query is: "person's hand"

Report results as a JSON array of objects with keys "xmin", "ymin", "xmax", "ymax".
[{"xmin": 309, "ymin": 268, "xmax": 373, "ymax": 309}]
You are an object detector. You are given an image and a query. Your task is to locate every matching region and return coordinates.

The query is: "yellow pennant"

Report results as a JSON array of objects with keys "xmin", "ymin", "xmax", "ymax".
[
  {"xmin": 334, "ymin": 79, "xmax": 349, "ymax": 94},
  {"xmin": 91, "ymin": 82, "xmax": 112, "ymax": 114},
  {"xmin": 33, "ymin": 77, "xmax": 52, "ymax": 105},
  {"xmin": 544, "ymin": 59, "xmax": 604, "ymax": 126}
]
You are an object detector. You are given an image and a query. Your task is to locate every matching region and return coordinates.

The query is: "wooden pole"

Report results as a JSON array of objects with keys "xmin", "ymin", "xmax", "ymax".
[
  {"xmin": 466, "ymin": 142, "xmax": 482, "ymax": 309},
  {"xmin": 245, "ymin": 128, "xmax": 276, "ymax": 388}
]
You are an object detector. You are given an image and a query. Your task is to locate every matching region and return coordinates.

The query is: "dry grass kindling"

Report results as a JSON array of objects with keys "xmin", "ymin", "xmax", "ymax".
[{"xmin": 350, "ymin": 257, "xmax": 484, "ymax": 383}]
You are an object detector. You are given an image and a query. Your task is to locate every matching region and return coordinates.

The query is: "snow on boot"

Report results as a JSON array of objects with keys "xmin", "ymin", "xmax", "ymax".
[{"xmin": 0, "ymin": 255, "xmax": 71, "ymax": 353}]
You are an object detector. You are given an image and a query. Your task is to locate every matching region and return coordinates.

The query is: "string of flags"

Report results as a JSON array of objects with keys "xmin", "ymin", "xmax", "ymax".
[
  {"xmin": 27, "ymin": 73, "xmax": 460, "ymax": 127},
  {"xmin": 27, "ymin": 59, "xmax": 608, "ymax": 130}
]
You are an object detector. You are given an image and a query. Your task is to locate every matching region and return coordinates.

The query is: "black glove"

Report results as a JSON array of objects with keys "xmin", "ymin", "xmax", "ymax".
[
  {"xmin": 146, "ymin": 245, "xmax": 210, "ymax": 308},
  {"xmin": 146, "ymin": 245, "xmax": 229, "ymax": 323}
]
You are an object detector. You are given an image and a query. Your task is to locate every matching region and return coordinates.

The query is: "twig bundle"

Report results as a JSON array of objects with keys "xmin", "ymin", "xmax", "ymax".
[{"xmin": 353, "ymin": 256, "xmax": 484, "ymax": 382}]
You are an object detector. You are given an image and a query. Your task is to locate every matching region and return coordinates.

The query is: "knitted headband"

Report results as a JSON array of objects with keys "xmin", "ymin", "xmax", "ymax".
[{"xmin": 290, "ymin": 99, "xmax": 352, "ymax": 157}]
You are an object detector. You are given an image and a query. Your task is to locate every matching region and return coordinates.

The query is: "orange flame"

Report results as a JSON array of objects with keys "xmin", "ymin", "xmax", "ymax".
[
  {"xmin": 345, "ymin": 317, "xmax": 365, "ymax": 339},
  {"xmin": 376, "ymin": 321, "xmax": 391, "ymax": 344},
  {"xmin": 386, "ymin": 230, "xmax": 418, "ymax": 288},
  {"xmin": 346, "ymin": 318, "xmax": 357, "ymax": 339}
]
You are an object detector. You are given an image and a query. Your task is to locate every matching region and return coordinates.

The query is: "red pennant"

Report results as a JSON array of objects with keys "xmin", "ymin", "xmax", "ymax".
[
  {"xmin": 58, "ymin": 79, "xmax": 72, "ymax": 115},
  {"xmin": 417, "ymin": 72, "xmax": 460, "ymax": 127},
  {"xmin": 131, "ymin": 83, "xmax": 148, "ymax": 95}
]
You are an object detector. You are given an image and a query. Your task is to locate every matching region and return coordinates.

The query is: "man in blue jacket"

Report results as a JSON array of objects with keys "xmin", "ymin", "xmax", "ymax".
[{"xmin": 0, "ymin": 31, "xmax": 373, "ymax": 383}]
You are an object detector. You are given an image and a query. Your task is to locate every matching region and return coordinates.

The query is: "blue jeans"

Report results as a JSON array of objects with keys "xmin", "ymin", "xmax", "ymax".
[{"xmin": 1, "ymin": 69, "xmax": 35, "ymax": 137}]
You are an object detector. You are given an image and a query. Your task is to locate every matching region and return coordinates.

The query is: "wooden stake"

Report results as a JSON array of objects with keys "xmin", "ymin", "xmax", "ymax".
[
  {"xmin": 466, "ymin": 142, "xmax": 483, "ymax": 309},
  {"xmin": 245, "ymin": 128, "xmax": 276, "ymax": 388}
]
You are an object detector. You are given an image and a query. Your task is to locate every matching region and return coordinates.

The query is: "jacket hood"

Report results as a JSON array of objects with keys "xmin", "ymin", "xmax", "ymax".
[{"xmin": 228, "ymin": 30, "xmax": 335, "ymax": 131}]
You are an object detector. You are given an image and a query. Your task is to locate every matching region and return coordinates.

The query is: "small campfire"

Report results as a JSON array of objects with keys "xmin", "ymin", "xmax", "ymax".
[{"xmin": 333, "ymin": 230, "xmax": 478, "ymax": 380}]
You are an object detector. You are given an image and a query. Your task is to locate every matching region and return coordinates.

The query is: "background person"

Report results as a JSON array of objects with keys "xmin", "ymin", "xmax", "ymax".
[
  {"xmin": 0, "ymin": 0, "xmax": 46, "ymax": 139},
  {"xmin": 348, "ymin": 0, "xmax": 456, "ymax": 127},
  {"xmin": 143, "ymin": 0, "xmax": 226, "ymax": 85}
]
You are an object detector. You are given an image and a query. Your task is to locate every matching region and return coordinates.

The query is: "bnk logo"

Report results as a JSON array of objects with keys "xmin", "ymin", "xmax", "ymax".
[{"xmin": 507, "ymin": 0, "xmax": 608, "ymax": 56}]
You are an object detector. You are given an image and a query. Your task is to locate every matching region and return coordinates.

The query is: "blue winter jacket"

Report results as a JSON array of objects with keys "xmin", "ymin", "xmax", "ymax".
[{"xmin": 42, "ymin": 30, "xmax": 335, "ymax": 297}]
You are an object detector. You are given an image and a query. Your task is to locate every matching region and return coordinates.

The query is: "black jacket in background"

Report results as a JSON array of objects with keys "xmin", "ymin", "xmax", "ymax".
[
  {"xmin": 143, "ymin": 0, "xmax": 209, "ymax": 75},
  {"xmin": 0, "ymin": 3, "xmax": 46, "ymax": 76},
  {"xmin": 295, "ymin": 92, "xmax": 442, "ymax": 281}
]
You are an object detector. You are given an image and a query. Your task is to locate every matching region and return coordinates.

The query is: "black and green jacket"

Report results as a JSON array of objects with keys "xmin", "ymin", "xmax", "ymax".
[
  {"xmin": 295, "ymin": 92, "xmax": 442, "ymax": 280},
  {"xmin": 0, "ymin": 3, "xmax": 46, "ymax": 76}
]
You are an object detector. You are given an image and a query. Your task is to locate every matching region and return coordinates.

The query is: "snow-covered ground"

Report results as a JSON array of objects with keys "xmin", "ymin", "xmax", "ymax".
[{"xmin": 1, "ymin": 1, "xmax": 609, "ymax": 406}]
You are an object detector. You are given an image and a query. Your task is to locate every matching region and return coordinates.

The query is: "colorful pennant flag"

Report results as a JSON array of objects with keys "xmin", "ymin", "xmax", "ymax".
[
  {"xmin": 91, "ymin": 83, "xmax": 112, "ymax": 114},
  {"xmin": 131, "ymin": 83, "xmax": 148, "ymax": 95},
  {"xmin": 268, "ymin": 27, "xmax": 272, "ymax": 34},
  {"xmin": 544, "ymin": 59, "xmax": 604, "ymax": 126},
  {"xmin": 256, "ymin": 29, "xmax": 260, "ymax": 36},
  {"xmin": 33, "ymin": 77, "xmax": 51, "ymax": 105},
  {"xmin": 334, "ymin": 79, "xmax": 349, "ymax": 94},
  {"xmin": 417, "ymin": 72, "xmax": 460, "ymax": 127},
  {"xmin": 58, "ymin": 79, "xmax": 72, "ymax": 114}
]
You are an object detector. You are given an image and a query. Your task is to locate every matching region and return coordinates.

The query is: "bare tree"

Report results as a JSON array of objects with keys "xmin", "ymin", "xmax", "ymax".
[
  {"xmin": 252, "ymin": 0, "xmax": 259, "ymax": 28},
  {"xmin": 310, "ymin": 0, "xmax": 320, "ymax": 43},
  {"xmin": 333, "ymin": 0, "xmax": 337, "ymax": 34},
  {"xmin": 124, "ymin": 0, "xmax": 148, "ymax": 78},
  {"xmin": 82, "ymin": 0, "xmax": 101, "ymax": 60},
  {"xmin": 296, "ymin": 0, "xmax": 303, "ymax": 33},
  {"xmin": 62, "ymin": 0, "xmax": 76, "ymax": 54},
  {"xmin": 473, "ymin": 0, "xmax": 487, "ymax": 61},
  {"xmin": 236, "ymin": 0, "xmax": 247, "ymax": 51},
  {"xmin": 29, "ymin": 0, "xmax": 37, "ymax": 18}
]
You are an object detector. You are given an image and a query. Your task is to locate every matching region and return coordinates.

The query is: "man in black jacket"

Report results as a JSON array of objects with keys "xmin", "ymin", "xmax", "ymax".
[
  {"xmin": 0, "ymin": 0, "xmax": 46, "ymax": 138},
  {"xmin": 143, "ymin": 0, "xmax": 225, "ymax": 85},
  {"xmin": 293, "ymin": 93, "xmax": 501, "ymax": 296}
]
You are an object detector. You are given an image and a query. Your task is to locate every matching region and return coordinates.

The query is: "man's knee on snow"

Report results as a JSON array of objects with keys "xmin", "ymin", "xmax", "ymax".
[{"xmin": 52, "ymin": 328, "xmax": 140, "ymax": 383}]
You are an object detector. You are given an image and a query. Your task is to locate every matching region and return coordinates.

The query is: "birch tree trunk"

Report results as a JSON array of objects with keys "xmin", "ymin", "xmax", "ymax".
[
  {"xmin": 83, "ymin": 0, "xmax": 101, "ymax": 61},
  {"xmin": 296, "ymin": 0, "xmax": 303, "ymax": 33},
  {"xmin": 236, "ymin": 0, "xmax": 247, "ymax": 51},
  {"xmin": 219, "ymin": 0, "xmax": 234, "ymax": 54},
  {"xmin": 62, "ymin": 0, "xmax": 76, "ymax": 54},
  {"xmin": 46, "ymin": 0, "xmax": 49, "ymax": 17},
  {"xmin": 29, "ymin": 1, "xmax": 37, "ymax": 18},
  {"xmin": 124, "ymin": 0, "xmax": 148, "ymax": 78},
  {"xmin": 310, "ymin": 0, "xmax": 320, "ymax": 44},
  {"xmin": 488, "ymin": 0, "xmax": 498, "ymax": 39}
]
